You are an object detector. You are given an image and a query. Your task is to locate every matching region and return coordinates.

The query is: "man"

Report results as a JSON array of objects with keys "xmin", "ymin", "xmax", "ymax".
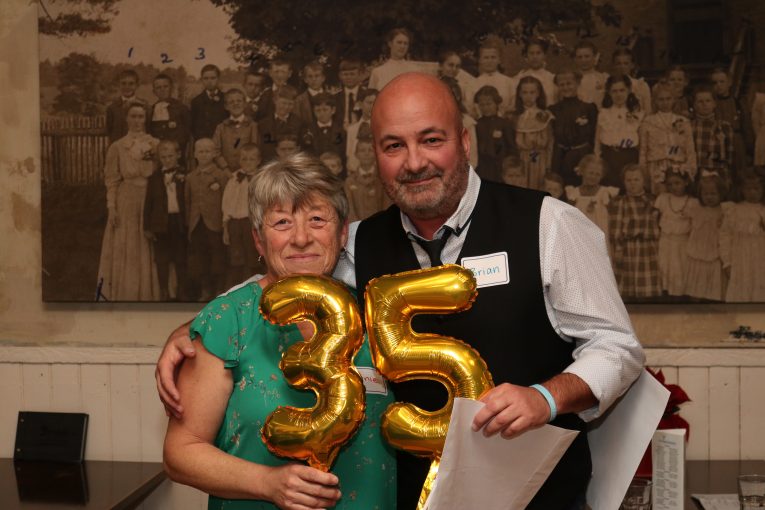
[{"xmin": 156, "ymin": 73, "xmax": 644, "ymax": 509}]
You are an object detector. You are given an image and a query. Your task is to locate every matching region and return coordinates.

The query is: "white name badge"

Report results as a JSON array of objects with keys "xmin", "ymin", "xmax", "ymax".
[
  {"xmin": 460, "ymin": 251, "xmax": 510, "ymax": 288},
  {"xmin": 356, "ymin": 367, "xmax": 388, "ymax": 395}
]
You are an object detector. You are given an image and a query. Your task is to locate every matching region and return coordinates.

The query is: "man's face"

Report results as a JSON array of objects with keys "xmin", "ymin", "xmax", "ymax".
[
  {"xmin": 339, "ymin": 68, "xmax": 362, "ymax": 88},
  {"xmin": 269, "ymin": 64, "xmax": 292, "ymax": 86},
  {"xmin": 119, "ymin": 76, "xmax": 138, "ymax": 97},
  {"xmin": 243, "ymin": 75, "xmax": 265, "ymax": 98},
  {"xmin": 372, "ymin": 77, "xmax": 470, "ymax": 221},
  {"xmin": 478, "ymin": 48, "xmax": 500, "ymax": 74},
  {"xmin": 152, "ymin": 78, "xmax": 171, "ymax": 101},
  {"xmin": 313, "ymin": 104, "xmax": 335, "ymax": 124},
  {"xmin": 201, "ymin": 70, "xmax": 219, "ymax": 91}
]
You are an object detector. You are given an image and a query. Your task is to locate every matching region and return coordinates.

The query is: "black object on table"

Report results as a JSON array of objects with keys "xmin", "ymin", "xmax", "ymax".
[{"xmin": 0, "ymin": 458, "xmax": 166, "ymax": 510}]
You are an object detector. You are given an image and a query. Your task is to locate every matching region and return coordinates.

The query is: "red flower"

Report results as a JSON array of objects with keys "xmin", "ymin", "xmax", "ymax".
[{"xmin": 646, "ymin": 367, "xmax": 691, "ymax": 438}]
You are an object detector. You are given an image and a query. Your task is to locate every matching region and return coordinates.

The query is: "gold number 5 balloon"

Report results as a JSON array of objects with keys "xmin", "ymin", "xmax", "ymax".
[
  {"xmin": 365, "ymin": 264, "xmax": 495, "ymax": 508},
  {"xmin": 259, "ymin": 275, "xmax": 366, "ymax": 471}
]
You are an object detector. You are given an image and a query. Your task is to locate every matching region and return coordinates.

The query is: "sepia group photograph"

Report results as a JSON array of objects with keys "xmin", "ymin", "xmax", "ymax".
[{"xmin": 39, "ymin": 0, "xmax": 765, "ymax": 303}]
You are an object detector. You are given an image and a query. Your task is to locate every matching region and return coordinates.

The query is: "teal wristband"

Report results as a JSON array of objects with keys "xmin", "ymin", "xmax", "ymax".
[{"xmin": 530, "ymin": 384, "xmax": 557, "ymax": 422}]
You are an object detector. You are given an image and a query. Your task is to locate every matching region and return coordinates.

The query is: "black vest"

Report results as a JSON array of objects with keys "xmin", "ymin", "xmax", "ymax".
[{"xmin": 355, "ymin": 180, "xmax": 591, "ymax": 510}]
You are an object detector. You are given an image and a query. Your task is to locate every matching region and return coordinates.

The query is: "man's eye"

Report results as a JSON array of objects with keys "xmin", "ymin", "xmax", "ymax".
[
  {"xmin": 384, "ymin": 142, "xmax": 402, "ymax": 151},
  {"xmin": 424, "ymin": 137, "xmax": 443, "ymax": 145}
]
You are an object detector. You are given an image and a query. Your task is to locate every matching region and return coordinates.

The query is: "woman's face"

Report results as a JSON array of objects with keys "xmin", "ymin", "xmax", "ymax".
[
  {"xmin": 389, "ymin": 33, "xmax": 410, "ymax": 60},
  {"xmin": 255, "ymin": 195, "xmax": 348, "ymax": 280},
  {"xmin": 519, "ymin": 82, "xmax": 539, "ymax": 108},
  {"xmin": 609, "ymin": 81, "xmax": 629, "ymax": 107},
  {"xmin": 440, "ymin": 55, "xmax": 461, "ymax": 78},
  {"xmin": 126, "ymin": 106, "xmax": 146, "ymax": 132}
]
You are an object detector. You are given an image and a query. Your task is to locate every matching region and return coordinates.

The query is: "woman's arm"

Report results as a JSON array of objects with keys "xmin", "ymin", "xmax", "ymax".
[{"xmin": 163, "ymin": 340, "xmax": 341, "ymax": 509}]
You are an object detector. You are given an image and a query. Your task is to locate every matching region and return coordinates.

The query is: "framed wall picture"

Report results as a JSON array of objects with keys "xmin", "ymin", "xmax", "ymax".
[{"xmin": 39, "ymin": 0, "xmax": 764, "ymax": 303}]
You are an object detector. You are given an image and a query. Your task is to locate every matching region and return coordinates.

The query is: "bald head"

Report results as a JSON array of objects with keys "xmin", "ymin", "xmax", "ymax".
[{"xmin": 371, "ymin": 72, "xmax": 463, "ymax": 135}]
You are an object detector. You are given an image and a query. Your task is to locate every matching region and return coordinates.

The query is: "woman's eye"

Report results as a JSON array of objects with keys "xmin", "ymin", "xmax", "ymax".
[
  {"xmin": 310, "ymin": 216, "xmax": 329, "ymax": 227},
  {"xmin": 271, "ymin": 219, "xmax": 292, "ymax": 230}
]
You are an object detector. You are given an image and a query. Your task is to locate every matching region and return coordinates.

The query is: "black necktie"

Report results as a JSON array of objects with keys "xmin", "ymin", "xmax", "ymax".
[{"xmin": 414, "ymin": 227, "xmax": 453, "ymax": 267}]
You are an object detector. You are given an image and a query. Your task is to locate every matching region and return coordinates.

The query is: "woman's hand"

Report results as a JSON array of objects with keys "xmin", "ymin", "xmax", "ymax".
[{"xmin": 263, "ymin": 464, "xmax": 341, "ymax": 510}]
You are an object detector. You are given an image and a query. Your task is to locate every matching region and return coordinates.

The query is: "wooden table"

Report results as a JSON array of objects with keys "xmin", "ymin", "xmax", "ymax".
[
  {"xmin": 0, "ymin": 458, "xmax": 166, "ymax": 510},
  {"xmin": 686, "ymin": 460, "xmax": 765, "ymax": 509}
]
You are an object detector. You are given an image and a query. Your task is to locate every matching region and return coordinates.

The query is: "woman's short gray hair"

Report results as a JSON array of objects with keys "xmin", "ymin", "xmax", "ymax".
[{"xmin": 248, "ymin": 152, "xmax": 349, "ymax": 233}]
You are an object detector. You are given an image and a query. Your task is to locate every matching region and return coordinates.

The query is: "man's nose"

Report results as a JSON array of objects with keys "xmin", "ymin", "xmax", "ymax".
[{"xmin": 404, "ymin": 146, "xmax": 426, "ymax": 172}]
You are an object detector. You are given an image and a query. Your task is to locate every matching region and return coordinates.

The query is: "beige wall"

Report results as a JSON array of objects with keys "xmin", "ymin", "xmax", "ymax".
[{"xmin": 1, "ymin": 1, "xmax": 764, "ymax": 349}]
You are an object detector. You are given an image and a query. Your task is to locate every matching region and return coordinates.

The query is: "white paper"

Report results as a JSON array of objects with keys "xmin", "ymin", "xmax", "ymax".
[
  {"xmin": 652, "ymin": 429, "xmax": 686, "ymax": 510},
  {"xmin": 586, "ymin": 370, "xmax": 671, "ymax": 510},
  {"xmin": 691, "ymin": 494, "xmax": 739, "ymax": 510},
  {"xmin": 424, "ymin": 397, "xmax": 579, "ymax": 510}
]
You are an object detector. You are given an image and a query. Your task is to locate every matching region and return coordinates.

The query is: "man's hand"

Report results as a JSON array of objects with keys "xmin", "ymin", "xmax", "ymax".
[
  {"xmin": 155, "ymin": 321, "xmax": 196, "ymax": 418},
  {"xmin": 471, "ymin": 383, "xmax": 550, "ymax": 439}
]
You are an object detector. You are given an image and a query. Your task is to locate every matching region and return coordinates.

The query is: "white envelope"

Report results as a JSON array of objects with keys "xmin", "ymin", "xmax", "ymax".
[
  {"xmin": 425, "ymin": 397, "xmax": 579, "ymax": 510},
  {"xmin": 586, "ymin": 370, "xmax": 671, "ymax": 509}
]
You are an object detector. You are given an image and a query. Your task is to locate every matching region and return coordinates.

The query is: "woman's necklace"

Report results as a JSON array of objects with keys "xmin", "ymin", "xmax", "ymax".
[{"xmin": 668, "ymin": 194, "xmax": 690, "ymax": 217}]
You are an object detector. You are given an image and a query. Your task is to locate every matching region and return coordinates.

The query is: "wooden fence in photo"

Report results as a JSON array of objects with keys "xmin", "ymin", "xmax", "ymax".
[{"xmin": 41, "ymin": 116, "xmax": 108, "ymax": 185}]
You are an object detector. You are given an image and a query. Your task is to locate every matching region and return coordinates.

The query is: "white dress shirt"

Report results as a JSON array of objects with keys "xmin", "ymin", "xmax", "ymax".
[{"xmin": 332, "ymin": 167, "xmax": 645, "ymax": 421}]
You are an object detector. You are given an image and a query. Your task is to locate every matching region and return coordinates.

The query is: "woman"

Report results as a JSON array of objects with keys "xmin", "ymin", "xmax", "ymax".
[
  {"xmin": 368, "ymin": 28, "xmax": 416, "ymax": 90},
  {"xmin": 163, "ymin": 153, "xmax": 397, "ymax": 510},
  {"xmin": 97, "ymin": 102, "xmax": 160, "ymax": 301}
]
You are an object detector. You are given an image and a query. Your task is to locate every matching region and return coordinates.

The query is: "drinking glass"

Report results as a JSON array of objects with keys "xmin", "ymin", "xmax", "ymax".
[
  {"xmin": 738, "ymin": 474, "xmax": 765, "ymax": 509},
  {"xmin": 621, "ymin": 478, "xmax": 652, "ymax": 510}
]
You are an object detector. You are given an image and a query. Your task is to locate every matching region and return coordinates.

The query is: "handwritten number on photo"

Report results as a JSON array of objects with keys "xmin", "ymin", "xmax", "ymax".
[
  {"xmin": 530, "ymin": 151, "xmax": 539, "ymax": 163},
  {"xmin": 128, "ymin": 47, "xmax": 134, "ymax": 58},
  {"xmin": 161, "ymin": 53, "xmax": 174, "ymax": 64},
  {"xmin": 195, "ymin": 48, "xmax": 206, "ymax": 60},
  {"xmin": 620, "ymin": 139, "xmax": 634, "ymax": 149}
]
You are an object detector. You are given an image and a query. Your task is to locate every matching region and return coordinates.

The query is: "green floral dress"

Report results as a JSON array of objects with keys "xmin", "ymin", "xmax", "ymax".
[{"xmin": 190, "ymin": 283, "xmax": 397, "ymax": 510}]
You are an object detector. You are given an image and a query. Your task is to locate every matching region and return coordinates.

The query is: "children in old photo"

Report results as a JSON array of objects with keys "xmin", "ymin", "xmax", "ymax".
[
  {"xmin": 300, "ymin": 92, "xmax": 345, "ymax": 160},
  {"xmin": 475, "ymin": 85, "xmax": 516, "ymax": 183},
  {"xmin": 185, "ymin": 138, "xmax": 230, "ymax": 300},
  {"xmin": 573, "ymin": 40, "xmax": 607, "ymax": 107},
  {"xmin": 511, "ymin": 76, "xmax": 553, "ymax": 190},
  {"xmin": 609, "ymin": 165, "xmax": 661, "ymax": 299},
  {"xmin": 654, "ymin": 169, "xmax": 699, "ymax": 297},
  {"xmin": 345, "ymin": 138, "xmax": 387, "ymax": 222},
  {"xmin": 550, "ymin": 70, "xmax": 598, "ymax": 186},
  {"xmin": 212, "ymin": 88, "xmax": 259, "ymax": 171},
  {"xmin": 190, "ymin": 64, "xmax": 227, "ymax": 141},
  {"xmin": 106, "ymin": 69, "xmax": 147, "ymax": 144},
  {"xmin": 684, "ymin": 172, "xmax": 730, "ymax": 301},
  {"xmin": 719, "ymin": 171, "xmax": 765, "ymax": 302},
  {"xmin": 222, "ymin": 143, "xmax": 266, "ymax": 288},
  {"xmin": 144, "ymin": 140, "xmax": 187, "ymax": 301}
]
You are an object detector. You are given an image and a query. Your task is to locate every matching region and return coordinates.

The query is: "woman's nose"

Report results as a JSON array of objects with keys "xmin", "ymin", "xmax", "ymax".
[{"xmin": 291, "ymin": 222, "xmax": 311, "ymax": 246}]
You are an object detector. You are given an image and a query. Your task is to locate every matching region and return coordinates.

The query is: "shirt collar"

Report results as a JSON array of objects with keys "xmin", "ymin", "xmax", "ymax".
[
  {"xmin": 308, "ymin": 88, "xmax": 323, "ymax": 96},
  {"xmin": 229, "ymin": 114, "xmax": 247, "ymax": 123},
  {"xmin": 317, "ymin": 121, "xmax": 332, "ymax": 128},
  {"xmin": 345, "ymin": 86, "xmax": 359, "ymax": 95},
  {"xmin": 400, "ymin": 166, "xmax": 481, "ymax": 241}
]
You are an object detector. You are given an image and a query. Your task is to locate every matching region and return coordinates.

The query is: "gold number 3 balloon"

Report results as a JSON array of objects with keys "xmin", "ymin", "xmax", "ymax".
[
  {"xmin": 365, "ymin": 264, "xmax": 495, "ymax": 508},
  {"xmin": 259, "ymin": 275, "xmax": 366, "ymax": 471}
]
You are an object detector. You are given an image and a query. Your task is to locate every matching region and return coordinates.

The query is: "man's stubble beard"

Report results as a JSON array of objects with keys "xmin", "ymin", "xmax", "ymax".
[{"xmin": 382, "ymin": 150, "xmax": 470, "ymax": 221}]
